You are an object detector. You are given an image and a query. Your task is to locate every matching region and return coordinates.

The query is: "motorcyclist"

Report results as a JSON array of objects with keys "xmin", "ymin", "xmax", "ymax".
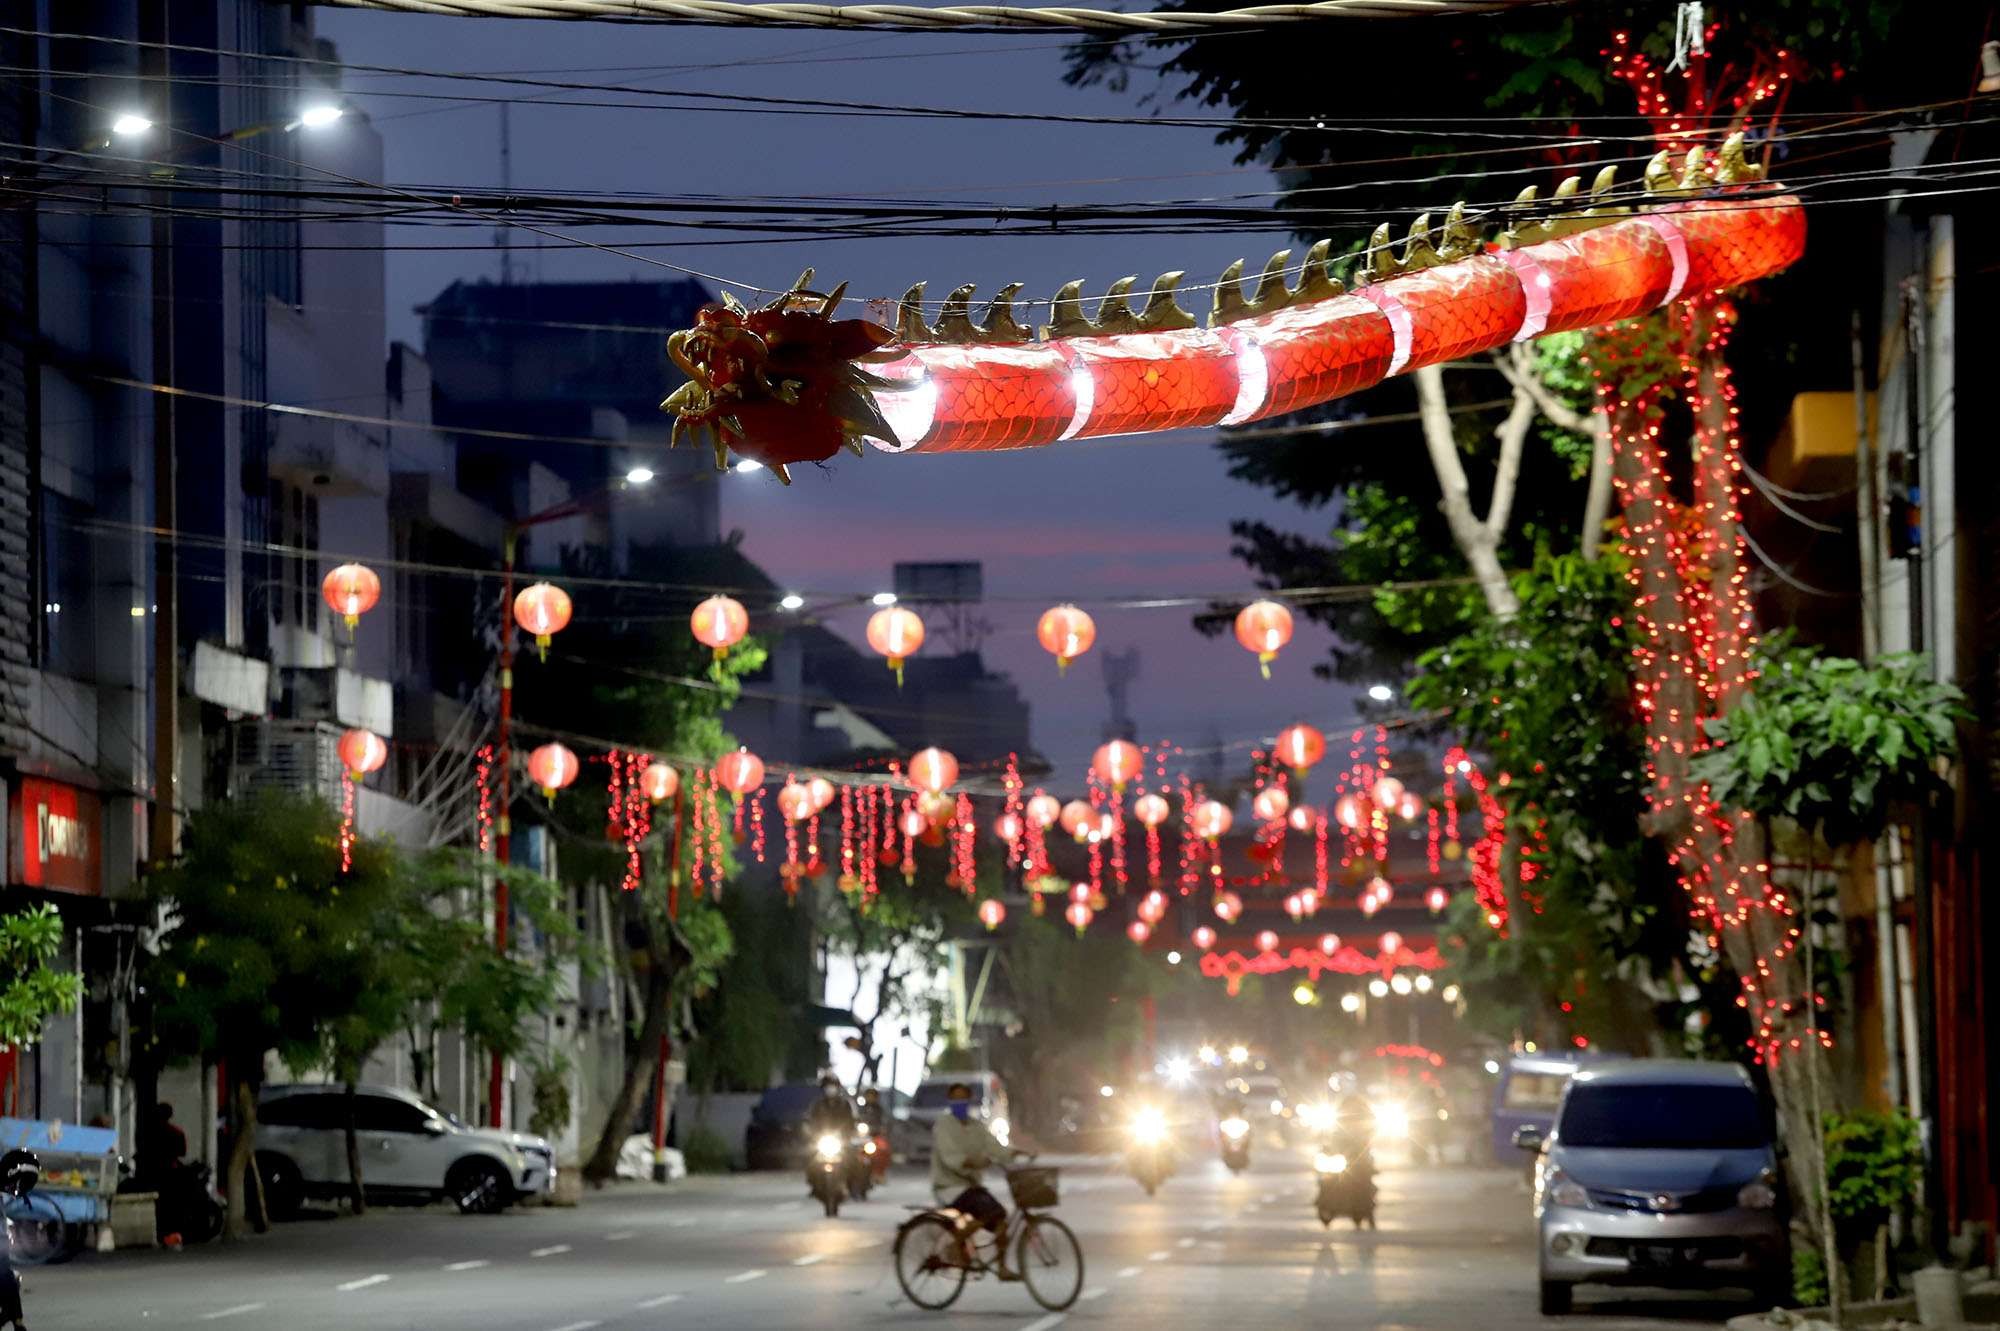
[
  {"xmin": 804, "ymin": 1075, "xmax": 857, "ymax": 1140},
  {"xmin": 930, "ymin": 1082, "xmax": 1022, "ymax": 1278},
  {"xmin": 857, "ymin": 1087, "xmax": 892, "ymax": 1183}
]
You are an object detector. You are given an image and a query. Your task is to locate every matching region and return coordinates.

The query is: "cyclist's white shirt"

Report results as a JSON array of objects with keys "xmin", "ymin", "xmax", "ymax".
[{"xmin": 930, "ymin": 1113, "xmax": 1007, "ymax": 1203}]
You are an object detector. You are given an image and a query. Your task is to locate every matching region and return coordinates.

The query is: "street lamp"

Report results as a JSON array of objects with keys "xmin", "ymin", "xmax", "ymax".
[
  {"xmin": 778, "ymin": 594, "xmax": 805, "ymax": 612},
  {"xmin": 110, "ymin": 112, "xmax": 152, "ymax": 138},
  {"xmin": 1340, "ymin": 991, "xmax": 1363, "ymax": 1013},
  {"xmin": 871, "ymin": 591, "xmax": 898, "ymax": 607},
  {"xmin": 1367, "ymin": 683, "xmax": 1394, "ymax": 702},
  {"xmin": 624, "ymin": 466, "xmax": 655, "ymax": 485},
  {"xmin": 296, "ymin": 103, "xmax": 342, "ymax": 129}
]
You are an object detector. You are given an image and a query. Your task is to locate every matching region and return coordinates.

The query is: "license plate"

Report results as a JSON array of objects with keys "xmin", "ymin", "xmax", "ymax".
[{"xmin": 1635, "ymin": 1245, "xmax": 1690, "ymax": 1267}]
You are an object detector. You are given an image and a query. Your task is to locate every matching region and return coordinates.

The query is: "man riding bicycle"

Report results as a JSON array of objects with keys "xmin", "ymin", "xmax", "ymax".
[{"xmin": 929, "ymin": 1082, "xmax": 1023, "ymax": 1278}]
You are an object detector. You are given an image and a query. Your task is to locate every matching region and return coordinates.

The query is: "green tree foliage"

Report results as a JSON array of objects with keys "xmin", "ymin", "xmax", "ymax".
[
  {"xmin": 685, "ymin": 887, "xmax": 813, "ymax": 1094},
  {"xmin": 0, "ymin": 905, "xmax": 82, "ymax": 1049}
]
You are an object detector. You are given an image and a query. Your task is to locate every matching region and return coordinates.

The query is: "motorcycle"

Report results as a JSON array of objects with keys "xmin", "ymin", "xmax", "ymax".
[
  {"xmin": 1313, "ymin": 1144, "xmax": 1376, "ymax": 1228},
  {"xmin": 157, "ymin": 1162, "xmax": 226, "ymax": 1246},
  {"xmin": 1126, "ymin": 1106, "xmax": 1173, "ymax": 1196},
  {"xmin": 845, "ymin": 1133, "xmax": 879, "ymax": 1202},
  {"xmin": 1218, "ymin": 1114, "xmax": 1251, "ymax": 1173},
  {"xmin": 808, "ymin": 1132, "xmax": 849, "ymax": 1218}
]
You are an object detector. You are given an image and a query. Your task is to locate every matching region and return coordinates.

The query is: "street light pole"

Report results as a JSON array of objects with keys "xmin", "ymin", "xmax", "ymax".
[{"xmin": 490, "ymin": 529, "xmax": 518, "ymax": 1128}]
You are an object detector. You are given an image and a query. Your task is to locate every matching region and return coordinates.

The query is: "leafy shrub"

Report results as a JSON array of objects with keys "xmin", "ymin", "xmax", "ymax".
[{"xmin": 681, "ymin": 1126, "xmax": 733, "ymax": 1174}]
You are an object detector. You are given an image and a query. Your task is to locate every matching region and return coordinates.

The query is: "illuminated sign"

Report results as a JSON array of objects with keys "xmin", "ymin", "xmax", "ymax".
[{"xmin": 13, "ymin": 778, "xmax": 101, "ymax": 896}]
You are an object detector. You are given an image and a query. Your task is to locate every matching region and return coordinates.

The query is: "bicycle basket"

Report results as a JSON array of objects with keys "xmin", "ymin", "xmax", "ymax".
[{"xmin": 1007, "ymin": 1166, "xmax": 1059, "ymax": 1209}]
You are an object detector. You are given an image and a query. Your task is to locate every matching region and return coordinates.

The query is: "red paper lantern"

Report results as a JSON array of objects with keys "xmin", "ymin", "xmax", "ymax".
[
  {"xmin": 712, "ymin": 748, "xmax": 765, "ymax": 801},
  {"xmin": 1371, "ymin": 775, "xmax": 1406, "ymax": 809},
  {"xmin": 1065, "ymin": 900, "xmax": 1094, "ymax": 934},
  {"xmin": 1126, "ymin": 919, "xmax": 1152, "ymax": 945},
  {"xmin": 992, "ymin": 811, "xmax": 1023, "ymax": 843},
  {"xmin": 776, "ymin": 781, "xmax": 814, "ymax": 822},
  {"xmin": 865, "ymin": 606, "xmax": 925, "ymax": 686},
  {"xmin": 1334, "ymin": 795, "xmax": 1365, "ymax": 830},
  {"xmin": 1025, "ymin": 793, "xmax": 1062, "ymax": 829},
  {"xmin": 337, "ymin": 727, "xmax": 387, "ymax": 778},
  {"xmin": 1318, "ymin": 932, "xmax": 1342, "ymax": 956},
  {"xmin": 1379, "ymin": 931, "xmax": 1403, "ymax": 954},
  {"xmin": 1297, "ymin": 887, "xmax": 1320, "ymax": 915},
  {"xmin": 1137, "ymin": 890, "xmax": 1167, "ymax": 925},
  {"xmin": 1360, "ymin": 893, "xmax": 1382, "ymax": 918},
  {"xmin": 1368, "ymin": 877, "xmax": 1394, "ymax": 906},
  {"xmin": 908, "ymin": 746, "xmax": 959, "ymax": 794},
  {"xmin": 639, "ymin": 762, "xmax": 680, "ymax": 803},
  {"xmin": 807, "ymin": 776, "xmax": 836, "ymax": 812},
  {"xmin": 1213, "ymin": 891, "xmax": 1243, "ymax": 923},
  {"xmin": 1252, "ymin": 786, "xmax": 1290, "ymax": 823},
  {"xmin": 1131, "ymin": 793, "xmax": 1171, "ymax": 828},
  {"xmin": 321, "ymin": 563, "xmax": 382, "ymax": 631},
  {"xmin": 978, "ymin": 899, "xmax": 1007, "ymax": 931},
  {"xmin": 1273, "ymin": 723, "xmax": 1326, "ymax": 773},
  {"xmin": 1284, "ymin": 892, "xmax": 1305, "ymax": 921},
  {"xmin": 1068, "ymin": 882, "xmax": 1092, "ymax": 904},
  {"xmin": 1233, "ymin": 599, "xmax": 1293, "ymax": 677},
  {"xmin": 527, "ymin": 742, "xmax": 579, "ymax": 799},
  {"xmin": 1090, "ymin": 739, "xmax": 1143, "ymax": 791},
  {"xmin": 1191, "ymin": 924, "xmax": 1218, "ymax": 951},
  {"xmin": 1397, "ymin": 791, "xmax": 1424, "ymax": 821},
  {"xmin": 1426, "ymin": 886, "xmax": 1450, "ymax": 914},
  {"xmin": 899, "ymin": 806, "xmax": 928, "ymax": 839},
  {"xmin": 1190, "ymin": 799, "xmax": 1233, "ymax": 841},
  {"xmin": 1059, "ymin": 799, "xmax": 1096, "ymax": 841},
  {"xmin": 918, "ymin": 790, "xmax": 955, "ymax": 825},
  {"xmin": 1036, "ymin": 604, "xmax": 1096, "ymax": 674},
  {"xmin": 1288, "ymin": 804, "xmax": 1317, "ymax": 832},
  {"xmin": 691, "ymin": 594, "xmax": 750, "ymax": 664},
  {"xmin": 513, "ymin": 582, "xmax": 573, "ymax": 658},
  {"xmin": 1255, "ymin": 929, "xmax": 1280, "ymax": 954}
]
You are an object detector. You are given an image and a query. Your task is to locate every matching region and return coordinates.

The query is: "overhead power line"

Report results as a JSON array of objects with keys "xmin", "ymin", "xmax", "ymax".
[{"xmin": 308, "ymin": 0, "xmax": 1552, "ymax": 35}]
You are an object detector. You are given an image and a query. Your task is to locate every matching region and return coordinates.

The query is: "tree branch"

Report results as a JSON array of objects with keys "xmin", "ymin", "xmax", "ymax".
[
  {"xmin": 1415, "ymin": 364, "xmax": 1520, "ymax": 618},
  {"xmin": 1579, "ymin": 406, "xmax": 1614, "ymax": 560},
  {"xmin": 1497, "ymin": 342, "xmax": 1594, "ymax": 435},
  {"xmin": 1484, "ymin": 381, "xmax": 1535, "ymax": 543}
]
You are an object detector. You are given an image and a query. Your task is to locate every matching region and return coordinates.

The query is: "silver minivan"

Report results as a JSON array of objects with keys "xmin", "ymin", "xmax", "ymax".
[{"xmin": 1517, "ymin": 1060, "xmax": 1788, "ymax": 1315}]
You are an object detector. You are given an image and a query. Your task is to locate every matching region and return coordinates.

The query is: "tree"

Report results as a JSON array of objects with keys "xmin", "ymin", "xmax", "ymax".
[
  {"xmin": 142, "ymin": 791, "xmax": 407, "ymax": 1238},
  {"xmin": 0, "ymin": 905, "xmax": 83, "ymax": 1064}
]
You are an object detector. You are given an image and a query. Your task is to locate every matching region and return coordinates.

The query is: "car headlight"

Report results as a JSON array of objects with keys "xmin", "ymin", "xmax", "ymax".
[
  {"xmin": 815, "ymin": 1134, "xmax": 844, "ymax": 1162},
  {"xmin": 1546, "ymin": 1170, "xmax": 1590, "ymax": 1208},
  {"xmin": 1298, "ymin": 1101, "xmax": 1334, "ymax": 1132},
  {"xmin": 1737, "ymin": 1177, "xmax": 1778, "ymax": 1209},
  {"xmin": 1220, "ymin": 1117, "xmax": 1249, "ymax": 1140},
  {"xmin": 1371, "ymin": 1102, "xmax": 1409, "ymax": 1139},
  {"xmin": 1314, "ymin": 1151, "xmax": 1348, "ymax": 1175}
]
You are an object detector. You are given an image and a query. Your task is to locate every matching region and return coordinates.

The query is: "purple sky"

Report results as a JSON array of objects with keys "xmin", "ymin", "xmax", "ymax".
[{"xmin": 317, "ymin": 12, "xmax": 1366, "ymax": 781}]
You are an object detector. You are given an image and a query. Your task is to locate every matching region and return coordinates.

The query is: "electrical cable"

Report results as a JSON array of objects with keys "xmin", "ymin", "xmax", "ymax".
[
  {"xmin": 1740, "ymin": 460, "xmax": 1843, "ymax": 534},
  {"xmin": 1737, "ymin": 525, "xmax": 1848, "ymax": 599}
]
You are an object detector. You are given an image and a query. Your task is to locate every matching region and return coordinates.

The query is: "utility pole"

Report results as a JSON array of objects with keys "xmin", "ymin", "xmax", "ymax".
[
  {"xmin": 496, "ymin": 104, "xmax": 513, "ymax": 288},
  {"xmin": 490, "ymin": 530, "xmax": 518, "ymax": 1128},
  {"xmin": 145, "ymin": 24, "xmax": 178, "ymax": 866}
]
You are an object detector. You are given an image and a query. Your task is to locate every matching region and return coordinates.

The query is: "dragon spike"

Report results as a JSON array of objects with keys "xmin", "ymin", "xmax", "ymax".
[
  {"xmin": 1092, "ymin": 275, "xmax": 1142, "ymax": 335},
  {"xmin": 980, "ymin": 283, "xmax": 1031, "ymax": 342},
  {"xmin": 1590, "ymin": 164, "xmax": 1619, "ymax": 197},
  {"xmin": 718, "ymin": 290, "xmax": 748, "ymax": 315},
  {"xmin": 897, "ymin": 282, "xmax": 933, "ymax": 343},
  {"xmin": 1361, "ymin": 222, "xmax": 1397, "ymax": 284},
  {"xmin": 1398, "ymin": 213, "xmax": 1441, "ymax": 272},
  {"xmin": 1678, "ymin": 146, "xmax": 1710, "ymax": 190},
  {"xmin": 1552, "ymin": 174, "xmax": 1583, "ymax": 202},
  {"xmin": 1439, "ymin": 203, "xmax": 1483, "ymax": 261},
  {"xmin": 790, "ymin": 268, "xmax": 814, "ymax": 294},
  {"xmin": 1253, "ymin": 249, "xmax": 1295, "ymax": 305},
  {"xmin": 829, "ymin": 385, "xmax": 898, "ymax": 446},
  {"xmin": 1643, "ymin": 150, "xmax": 1678, "ymax": 194},
  {"xmin": 770, "ymin": 462, "xmax": 794, "ymax": 485},
  {"xmin": 934, "ymin": 283, "xmax": 982, "ymax": 342},
  {"xmin": 1137, "ymin": 271, "xmax": 1197, "ymax": 332},
  {"xmin": 1043, "ymin": 280, "xmax": 1090, "ymax": 340},
  {"xmin": 819, "ymin": 281, "xmax": 848, "ymax": 316},
  {"xmin": 1296, "ymin": 239, "xmax": 1343, "ymax": 302},
  {"xmin": 1715, "ymin": 132, "xmax": 1762, "ymax": 184}
]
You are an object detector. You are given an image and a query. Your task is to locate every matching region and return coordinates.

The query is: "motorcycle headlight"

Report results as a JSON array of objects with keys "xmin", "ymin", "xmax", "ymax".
[
  {"xmin": 1132, "ymin": 1108, "xmax": 1168, "ymax": 1145},
  {"xmin": 1371, "ymin": 1102, "xmax": 1409, "ymax": 1139},
  {"xmin": 1545, "ymin": 1170, "xmax": 1590, "ymax": 1208},
  {"xmin": 1298, "ymin": 1101, "xmax": 1333, "ymax": 1132},
  {"xmin": 990, "ymin": 1117, "xmax": 1010, "ymax": 1145},
  {"xmin": 1314, "ymin": 1151, "xmax": 1348, "ymax": 1175},
  {"xmin": 1737, "ymin": 1177, "xmax": 1778, "ymax": 1209},
  {"xmin": 815, "ymin": 1134, "xmax": 844, "ymax": 1162},
  {"xmin": 1220, "ymin": 1117, "xmax": 1249, "ymax": 1140},
  {"xmin": 862, "ymin": 1140, "xmax": 879, "ymax": 1156}
]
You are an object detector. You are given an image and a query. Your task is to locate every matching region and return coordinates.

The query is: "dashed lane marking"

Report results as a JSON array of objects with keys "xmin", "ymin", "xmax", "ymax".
[
  {"xmin": 530, "ymin": 1244, "xmax": 572, "ymax": 1258},
  {"xmin": 200, "ymin": 1305, "xmax": 266, "ymax": 1321},
  {"xmin": 1148, "ymin": 1250, "xmax": 1170, "ymax": 1262},
  {"xmin": 546, "ymin": 1322, "xmax": 601, "ymax": 1331},
  {"xmin": 1199, "ymin": 1218, "xmax": 1224, "ymax": 1232},
  {"xmin": 1177, "ymin": 1237, "xmax": 1196, "ymax": 1249},
  {"xmin": 668, "ymin": 1216, "xmax": 697, "ymax": 1228},
  {"xmin": 1022, "ymin": 1316, "xmax": 1066, "ymax": 1331},
  {"xmin": 1117, "ymin": 1266, "xmax": 1141, "ymax": 1279},
  {"xmin": 774, "ymin": 1200, "xmax": 800, "ymax": 1211},
  {"xmin": 793, "ymin": 1253, "xmax": 826, "ymax": 1267},
  {"xmin": 605, "ymin": 1230, "xmax": 635, "ymax": 1241},
  {"xmin": 444, "ymin": 1260, "xmax": 490, "ymax": 1272},
  {"xmin": 336, "ymin": 1275, "xmax": 390, "ymax": 1292},
  {"xmin": 725, "ymin": 1269, "xmax": 768, "ymax": 1284},
  {"xmin": 1081, "ymin": 1287, "xmax": 1108, "ymax": 1303},
  {"xmin": 636, "ymin": 1295, "xmax": 683, "ymax": 1310}
]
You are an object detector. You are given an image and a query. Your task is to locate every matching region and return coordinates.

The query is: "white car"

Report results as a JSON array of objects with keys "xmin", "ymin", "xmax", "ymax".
[{"xmin": 255, "ymin": 1083, "xmax": 555, "ymax": 1217}]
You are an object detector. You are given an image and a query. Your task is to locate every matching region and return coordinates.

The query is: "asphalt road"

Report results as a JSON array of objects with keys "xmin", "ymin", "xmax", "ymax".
[{"xmin": 19, "ymin": 1147, "xmax": 1755, "ymax": 1330}]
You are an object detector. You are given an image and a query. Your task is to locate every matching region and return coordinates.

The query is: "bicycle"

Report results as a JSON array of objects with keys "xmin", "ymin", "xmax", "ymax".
[
  {"xmin": 2, "ymin": 1188, "xmax": 75, "ymax": 1267},
  {"xmin": 894, "ymin": 1164, "xmax": 1084, "ymax": 1313}
]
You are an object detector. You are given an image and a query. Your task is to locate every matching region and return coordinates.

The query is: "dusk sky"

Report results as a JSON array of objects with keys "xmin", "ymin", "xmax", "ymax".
[{"xmin": 318, "ymin": 12, "xmax": 1367, "ymax": 781}]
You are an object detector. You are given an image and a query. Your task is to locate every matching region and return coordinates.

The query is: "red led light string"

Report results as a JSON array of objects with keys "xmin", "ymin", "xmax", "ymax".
[
  {"xmin": 475, "ymin": 743, "xmax": 494, "ymax": 855},
  {"xmin": 339, "ymin": 771, "xmax": 356, "ymax": 872},
  {"xmin": 838, "ymin": 782, "xmax": 856, "ymax": 890},
  {"xmin": 748, "ymin": 788, "xmax": 766, "ymax": 864},
  {"xmin": 953, "ymin": 793, "xmax": 977, "ymax": 892}
]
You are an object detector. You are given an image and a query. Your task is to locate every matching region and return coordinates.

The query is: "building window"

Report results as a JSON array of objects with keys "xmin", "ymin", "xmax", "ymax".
[{"xmin": 37, "ymin": 492, "xmax": 93, "ymax": 676}]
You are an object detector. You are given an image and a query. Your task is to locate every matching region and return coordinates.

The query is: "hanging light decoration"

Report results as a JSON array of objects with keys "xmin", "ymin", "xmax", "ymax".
[
  {"xmin": 1065, "ymin": 900, "xmax": 1094, "ymax": 934},
  {"xmin": 1036, "ymin": 604, "xmax": 1096, "ymax": 674},
  {"xmin": 336, "ymin": 727, "xmax": 388, "ymax": 778},
  {"xmin": 992, "ymin": 811, "xmax": 1023, "ymax": 844},
  {"xmin": 978, "ymin": 898, "xmax": 1007, "ymax": 931},
  {"xmin": 1252, "ymin": 786, "xmax": 1290, "ymax": 823},
  {"xmin": 712, "ymin": 748, "xmax": 765, "ymax": 803},
  {"xmin": 1297, "ymin": 887, "xmax": 1321, "ymax": 916},
  {"xmin": 1233, "ymin": 599, "xmax": 1294, "ymax": 678},
  {"xmin": 1368, "ymin": 876, "xmax": 1394, "ymax": 906},
  {"xmin": 1254, "ymin": 928, "xmax": 1280, "ymax": 954},
  {"xmin": 1284, "ymin": 893, "xmax": 1306, "ymax": 922},
  {"xmin": 512, "ymin": 582, "xmax": 574, "ymax": 660},
  {"xmin": 1379, "ymin": 930, "xmax": 1404, "ymax": 955},
  {"xmin": 1131, "ymin": 793, "xmax": 1171, "ymax": 828},
  {"xmin": 1059, "ymin": 799, "xmax": 1096, "ymax": 842},
  {"xmin": 1090, "ymin": 739, "xmax": 1143, "ymax": 792},
  {"xmin": 1273, "ymin": 722, "xmax": 1326, "ymax": 774},
  {"xmin": 1026, "ymin": 793, "xmax": 1063, "ymax": 829},
  {"xmin": 908, "ymin": 746, "xmax": 960, "ymax": 794},
  {"xmin": 1318, "ymin": 931, "xmax": 1342, "ymax": 956},
  {"xmin": 1360, "ymin": 893, "xmax": 1382, "ymax": 918},
  {"xmin": 898, "ymin": 805, "xmax": 928, "ymax": 839},
  {"xmin": 1190, "ymin": 799, "xmax": 1233, "ymax": 842},
  {"xmin": 865, "ymin": 605, "xmax": 925, "ymax": 686},
  {"xmin": 1334, "ymin": 795, "xmax": 1365, "ymax": 830},
  {"xmin": 1371, "ymin": 775, "xmax": 1406, "ymax": 809},
  {"xmin": 807, "ymin": 776, "xmax": 837, "ymax": 812},
  {"xmin": 1191, "ymin": 924, "xmax": 1218, "ymax": 951},
  {"xmin": 1287, "ymin": 803, "xmax": 1317, "ymax": 832},
  {"xmin": 321, "ymin": 563, "xmax": 382, "ymax": 632},
  {"xmin": 1136, "ymin": 890, "xmax": 1168, "ymax": 925},
  {"xmin": 1397, "ymin": 791, "xmax": 1424, "ymax": 821},
  {"xmin": 639, "ymin": 761, "xmax": 680, "ymax": 804},
  {"xmin": 918, "ymin": 789, "xmax": 955, "ymax": 826},
  {"xmin": 690, "ymin": 594, "xmax": 750, "ymax": 668},
  {"xmin": 1213, "ymin": 891, "xmax": 1243, "ymax": 923},
  {"xmin": 527, "ymin": 742, "xmax": 580, "ymax": 800},
  {"xmin": 776, "ymin": 781, "xmax": 815, "ymax": 822},
  {"xmin": 1426, "ymin": 886, "xmax": 1450, "ymax": 914},
  {"xmin": 1126, "ymin": 919, "xmax": 1152, "ymax": 945}
]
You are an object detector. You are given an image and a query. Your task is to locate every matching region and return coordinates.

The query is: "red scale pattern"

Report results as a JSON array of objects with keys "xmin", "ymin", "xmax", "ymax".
[
  {"xmin": 1236, "ymin": 294, "xmax": 1395, "ymax": 422},
  {"xmin": 1381, "ymin": 255, "xmax": 1529, "ymax": 372},
  {"xmin": 917, "ymin": 343, "xmax": 1076, "ymax": 452},
  {"xmin": 1534, "ymin": 223, "xmax": 1674, "ymax": 333},
  {"xmin": 1070, "ymin": 330, "xmax": 1240, "ymax": 438},
  {"xmin": 1665, "ymin": 194, "xmax": 1806, "ymax": 297}
]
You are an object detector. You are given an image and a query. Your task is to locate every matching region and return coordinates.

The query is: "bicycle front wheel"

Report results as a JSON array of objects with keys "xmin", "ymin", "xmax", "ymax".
[
  {"xmin": 4, "ymin": 1192, "xmax": 73, "ymax": 1266},
  {"xmin": 1017, "ymin": 1214, "xmax": 1084, "ymax": 1311},
  {"xmin": 894, "ymin": 1214, "xmax": 970, "ymax": 1311}
]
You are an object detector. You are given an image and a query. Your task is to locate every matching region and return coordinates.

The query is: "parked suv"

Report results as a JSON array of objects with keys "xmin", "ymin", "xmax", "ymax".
[
  {"xmin": 255, "ymin": 1084, "xmax": 554, "ymax": 1218},
  {"xmin": 1520, "ymin": 1060, "xmax": 1787, "ymax": 1315}
]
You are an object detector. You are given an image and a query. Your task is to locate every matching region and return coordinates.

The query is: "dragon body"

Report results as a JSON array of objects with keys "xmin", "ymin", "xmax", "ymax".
[{"xmin": 661, "ymin": 139, "xmax": 1805, "ymax": 477}]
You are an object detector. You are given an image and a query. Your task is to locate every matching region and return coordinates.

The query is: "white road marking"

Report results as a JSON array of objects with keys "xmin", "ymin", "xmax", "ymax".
[
  {"xmin": 793, "ymin": 1253, "xmax": 826, "ymax": 1267},
  {"xmin": 546, "ymin": 1322, "xmax": 601, "ymax": 1331},
  {"xmin": 200, "ymin": 1305, "xmax": 266, "ymax": 1321},
  {"xmin": 1260, "ymin": 1192, "xmax": 1277, "ymax": 1203},
  {"xmin": 443, "ymin": 1260, "xmax": 490, "ymax": 1272},
  {"xmin": 773, "ymin": 1200, "xmax": 800, "ymax": 1212},
  {"xmin": 1082, "ymin": 1287, "xmax": 1109, "ymax": 1302},
  {"xmin": 530, "ymin": 1244, "xmax": 572, "ymax": 1258},
  {"xmin": 1177, "ymin": 1236, "xmax": 1196, "ymax": 1249},
  {"xmin": 725, "ymin": 1269, "xmax": 768, "ymax": 1284},
  {"xmin": 1200, "ymin": 1218, "xmax": 1224, "ymax": 1232},
  {"xmin": 605, "ymin": 1230, "xmax": 635, "ymax": 1241},
  {"xmin": 1023, "ymin": 1316, "xmax": 1066, "ymax": 1331},
  {"xmin": 636, "ymin": 1294, "xmax": 684, "ymax": 1310},
  {"xmin": 1117, "ymin": 1265, "xmax": 1142, "ymax": 1279},
  {"xmin": 668, "ymin": 1216, "xmax": 697, "ymax": 1228},
  {"xmin": 336, "ymin": 1274, "xmax": 390, "ymax": 1292},
  {"xmin": 1148, "ymin": 1249, "xmax": 1171, "ymax": 1262}
]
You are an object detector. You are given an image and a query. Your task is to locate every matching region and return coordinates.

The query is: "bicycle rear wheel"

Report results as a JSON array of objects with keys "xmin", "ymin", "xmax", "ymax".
[
  {"xmin": 4, "ymin": 1192, "xmax": 74, "ymax": 1266},
  {"xmin": 1017, "ymin": 1214, "xmax": 1084, "ymax": 1311},
  {"xmin": 894, "ymin": 1214, "xmax": 970, "ymax": 1311}
]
